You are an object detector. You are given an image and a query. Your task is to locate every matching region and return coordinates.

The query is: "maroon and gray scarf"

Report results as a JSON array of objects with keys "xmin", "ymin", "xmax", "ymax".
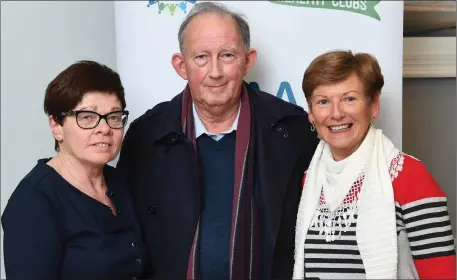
[{"xmin": 180, "ymin": 84, "xmax": 260, "ymax": 280}]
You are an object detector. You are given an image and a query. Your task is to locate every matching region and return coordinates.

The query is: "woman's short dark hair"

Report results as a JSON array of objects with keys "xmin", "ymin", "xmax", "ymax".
[{"xmin": 44, "ymin": 60, "xmax": 126, "ymax": 151}]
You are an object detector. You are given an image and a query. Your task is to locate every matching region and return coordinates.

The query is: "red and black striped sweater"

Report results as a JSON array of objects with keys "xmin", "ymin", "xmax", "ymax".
[{"xmin": 302, "ymin": 153, "xmax": 456, "ymax": 279}]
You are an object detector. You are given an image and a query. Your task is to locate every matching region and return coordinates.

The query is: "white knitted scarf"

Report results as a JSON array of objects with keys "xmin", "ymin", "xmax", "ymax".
[{"xmin": 293, "ymin": 127, "xmax": 400, "ymax": 279}]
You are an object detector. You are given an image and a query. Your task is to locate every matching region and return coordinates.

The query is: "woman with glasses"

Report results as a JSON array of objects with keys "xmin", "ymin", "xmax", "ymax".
[{"xmin": 2, "ymin": 61, "xmax": 148, "ymax": 280}]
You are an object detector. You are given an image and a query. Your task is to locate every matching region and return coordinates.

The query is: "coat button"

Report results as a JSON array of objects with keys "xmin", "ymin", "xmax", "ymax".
[
  {"xmin": 277, "ymin": 127, "xmax": 282, "ymax": 131},
  {"xmin": 136, "ymin": 258, "xmax": 142, "ymax": 264},
  {"xmin": 132, "ymin": 241, "xmax": 137, "ymax": 247},
  {"xmin": 283, "ymin": 134, "xmax": 288, "ymax": 138},
  {"xmin": 148, "ymin": 205, "xmax": 157, "ymax": 215}
]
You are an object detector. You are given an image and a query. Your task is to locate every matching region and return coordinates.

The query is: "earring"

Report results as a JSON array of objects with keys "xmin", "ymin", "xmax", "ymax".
[
  {"xmin": 310, "ymin": 122, "xmax": 316, "ymax": 131},
  {"xmin": 371, "ymin": 118, "xmax": 375, "ymax": 126}
]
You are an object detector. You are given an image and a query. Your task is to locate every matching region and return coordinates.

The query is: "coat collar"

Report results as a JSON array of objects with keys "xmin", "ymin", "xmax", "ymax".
[{"xmin": 146, "ymin": 81, "xmax": 304, "ymax": 144}]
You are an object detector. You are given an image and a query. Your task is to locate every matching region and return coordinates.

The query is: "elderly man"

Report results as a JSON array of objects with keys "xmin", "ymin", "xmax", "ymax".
[{"xmin": 117, "ymin": 2, "xmax": 318, "ymax": 280}]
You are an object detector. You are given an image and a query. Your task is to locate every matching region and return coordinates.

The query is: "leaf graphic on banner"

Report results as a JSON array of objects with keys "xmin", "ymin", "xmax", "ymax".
[
  {"xmin": 158, "ymin": 2, "xmax": 168, "ymax": 13},
  {"xmin": 269, "ymin": 0, "xmax": 382, "ymax": 21},
  {"xmin": 178, "ymin": 2, "xmax": 187, "ymax": 13},
  {"xmin": 147, "ymin": 0, "xmax": 157, "ymax": 7},
  {"xmin": 147, "ymin": 0, "xmax": 197, "ymax": 15},
  {"xmin": 168, "ymin": 4, "xmax": 178, "ymax": 15}
]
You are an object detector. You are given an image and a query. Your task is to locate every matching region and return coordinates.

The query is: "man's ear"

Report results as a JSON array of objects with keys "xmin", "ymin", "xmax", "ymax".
[
  {"xmin": 171, "ymin": 53, "xmax": 188, "ymax": 80},
  {"xmin": 243, "ymin": 48, "xmax": 257, "ymax": 76},
  {"xmin": 49, "ymin": 115, "xmax": 63, "ymax": 141}
]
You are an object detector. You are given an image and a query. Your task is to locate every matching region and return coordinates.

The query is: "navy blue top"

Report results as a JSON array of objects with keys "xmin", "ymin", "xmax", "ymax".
[
  {"xmin": 197, "ymin": 132, "xmax": 236, "ymax": 280},
  {"xmin": 1, "ymin": 158, "xmax": 148, "ymax": 280}
]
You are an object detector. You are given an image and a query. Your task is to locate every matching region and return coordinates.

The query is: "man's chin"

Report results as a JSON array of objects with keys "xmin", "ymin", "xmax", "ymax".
[
  {"xmin": 201, "ymin": 97, "xmax": 232, "ymax": 107},
  {"xmin": 207, "ymin": 101, "xmax": 228, "ymax": 108}
]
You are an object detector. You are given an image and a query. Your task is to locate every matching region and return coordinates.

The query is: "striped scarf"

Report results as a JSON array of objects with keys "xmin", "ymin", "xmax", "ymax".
[{"xmin": 180, "ymin": 84, "xmax": 259, "ymax": 280}]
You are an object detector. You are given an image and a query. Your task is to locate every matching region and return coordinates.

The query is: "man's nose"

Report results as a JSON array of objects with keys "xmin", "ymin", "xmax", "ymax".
[{"xmin": 208, "ymin": 58, "xmax": 223, "ymax": 79}]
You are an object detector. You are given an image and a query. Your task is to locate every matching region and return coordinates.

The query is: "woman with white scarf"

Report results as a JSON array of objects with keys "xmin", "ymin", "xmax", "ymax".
[{"xmin": 293, "ymin": 50, "xmax": 456, "ymax": 279}]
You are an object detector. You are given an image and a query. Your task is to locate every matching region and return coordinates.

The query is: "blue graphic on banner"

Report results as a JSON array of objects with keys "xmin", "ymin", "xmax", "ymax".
[{"xmin": 249, "ymin": 81, "xmax": 297, "ymax": 105}]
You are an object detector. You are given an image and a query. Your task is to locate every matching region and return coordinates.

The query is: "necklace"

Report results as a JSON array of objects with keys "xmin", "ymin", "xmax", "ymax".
[
  {"xmin": 58, "ymin": 155, "xmax": 110, "ymax": 208},
  {"xmin": 94, "ymin": 184, "xmax": 110, "ymax": 207}
]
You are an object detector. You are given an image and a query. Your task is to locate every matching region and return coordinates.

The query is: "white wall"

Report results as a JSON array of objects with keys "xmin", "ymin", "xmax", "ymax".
[{"xmin": 0, "ymin": 1, "xmax": 117, "ymax": 278}]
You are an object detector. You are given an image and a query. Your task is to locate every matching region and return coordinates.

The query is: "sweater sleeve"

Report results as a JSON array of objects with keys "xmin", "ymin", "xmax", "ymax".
[
  {"xmin": 1, "ymin": 182, "xmax": 63, "ymax": 280},
  {"xmin": 393, "ymin": 154, "xmax": 456, "ymax": 279}
]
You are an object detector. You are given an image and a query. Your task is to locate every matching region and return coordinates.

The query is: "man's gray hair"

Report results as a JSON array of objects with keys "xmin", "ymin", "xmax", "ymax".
[{"xmin": 178, "ymin": 1, "xmax": 251, "ymax": 53}]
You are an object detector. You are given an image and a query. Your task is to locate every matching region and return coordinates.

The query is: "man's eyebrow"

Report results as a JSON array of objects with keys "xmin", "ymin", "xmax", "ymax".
[{"xmin": 190, "ymin": 49, "xmax": 208, "ymax": 56}]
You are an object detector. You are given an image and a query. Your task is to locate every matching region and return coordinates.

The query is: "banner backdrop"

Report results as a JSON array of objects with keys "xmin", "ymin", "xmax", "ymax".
[{"xmin": 114, "ymin": 0, "xmax": 404, "ymax": 148}]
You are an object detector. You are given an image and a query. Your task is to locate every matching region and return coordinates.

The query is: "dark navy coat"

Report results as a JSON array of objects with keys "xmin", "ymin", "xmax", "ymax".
[{"xmin": 117, "ymin": 82, "xmax": 319, "ymax": 279}]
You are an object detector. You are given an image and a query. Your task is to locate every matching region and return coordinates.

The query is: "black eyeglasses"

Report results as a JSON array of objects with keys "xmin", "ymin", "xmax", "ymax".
[{"xmin": 61, "ymin": 110, "xmax": 129, "ymax": 129}]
